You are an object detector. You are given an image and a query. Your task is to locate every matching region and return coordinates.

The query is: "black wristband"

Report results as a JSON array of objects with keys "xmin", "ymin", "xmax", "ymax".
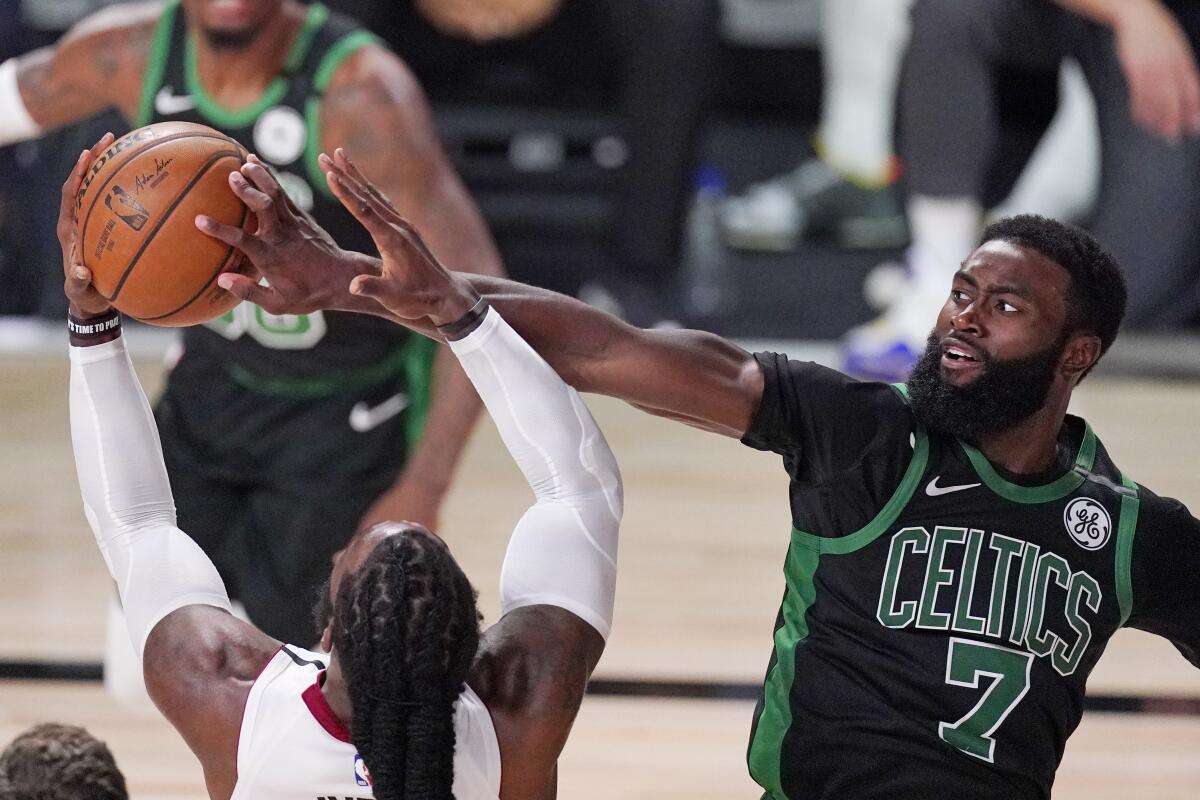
[
  {"xmin": 68, "ymin": 309, "xmax": 122, "ymax": 347},
  {"xmin": 435, "ymin": 296, "xmax": 490, "ymax": 341}
]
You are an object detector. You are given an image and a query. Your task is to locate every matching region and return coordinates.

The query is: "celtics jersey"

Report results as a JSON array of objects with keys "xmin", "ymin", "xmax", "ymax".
[
  {"xmin": 741, "ymin": 355, "xmax": 1200, "ymax": 800},
  {"xmin": 138, "ymin": 0, "xmax": 433, "ymax": 397}
]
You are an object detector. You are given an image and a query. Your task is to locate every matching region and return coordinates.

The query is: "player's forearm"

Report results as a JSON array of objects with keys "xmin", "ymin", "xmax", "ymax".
[
  {"xmin": 448, "ymin": 307, "xmax": 622, "ymax": 640},
  {"xmin": 457, "ymin": 274, "xmax": 761, "ymax": 437}
]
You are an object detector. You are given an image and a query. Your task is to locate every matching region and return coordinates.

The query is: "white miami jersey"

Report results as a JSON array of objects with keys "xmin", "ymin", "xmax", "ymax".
[{"xmin": 230, "ymin": 645, "xmax": 501, "ymax": 799}]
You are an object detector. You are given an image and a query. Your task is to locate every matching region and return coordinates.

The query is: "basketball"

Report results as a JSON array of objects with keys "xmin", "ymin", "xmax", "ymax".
[{"xmin": 74, "ymin": 121, "xmax": 257, "ymax": 327}]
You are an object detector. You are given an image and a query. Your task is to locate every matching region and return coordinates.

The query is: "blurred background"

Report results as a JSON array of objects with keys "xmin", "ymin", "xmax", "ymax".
[{"xmin": 1, "ymin": 0, "xmax": 1198, "ymax": 797}]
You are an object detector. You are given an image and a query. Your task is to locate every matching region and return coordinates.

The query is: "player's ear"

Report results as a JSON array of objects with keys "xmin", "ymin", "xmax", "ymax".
[
  {"xmin": 320, "ymin": 623, "xmax": 333, "ymax": 653},
  {"xmin": 1060, "ymin": 332, "xmax": 1100, "ymax": 384}
]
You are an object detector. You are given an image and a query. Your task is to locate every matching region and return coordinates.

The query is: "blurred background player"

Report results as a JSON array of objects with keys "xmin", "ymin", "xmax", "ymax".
[
  {"xmin": 0, "ymin": 722, "xmax": 128, "ymax": 800},
  {"xmin": 0, "ymin": 0, "xmax": 506, "ymax": 687},
  {"xmin": 846, "ymin": 0, "xmax": 1200, "ymax": 379},
  {"xmin": 326, "ymin": 0, "xmax": 722, "ymax": 324},
  {"xmin": 62, "ymin": 143, "xmax": 623, "ymax": 798}
]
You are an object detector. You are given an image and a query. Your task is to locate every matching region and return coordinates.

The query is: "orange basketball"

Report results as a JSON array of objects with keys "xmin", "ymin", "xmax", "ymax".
[{"xmin": 75, "ymin": 121, "xmax": 257, "ymax": 327}]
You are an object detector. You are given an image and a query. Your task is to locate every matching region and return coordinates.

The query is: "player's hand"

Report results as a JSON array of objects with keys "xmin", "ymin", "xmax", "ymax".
[
  {"xmin": 194, "ymin": 155, "xmax": 378, "ymax": 315},
  {"xmin": 60, "ymin": 132, "xmax": 116, "ymax": 318},
  {"xmin": 1111, "ymin": 0, "xmax": 1200, "ymax": 142},
  {"xmin": 322, "ymin": 149, "xmax": 479, "ymax": 327},
  {"xmin": 415, "ymin": 0, "xmax": 561, "ymax": 42},
  {"xmin": 356, "ymin": 475, "xmax": 443, "ymax": 534}
]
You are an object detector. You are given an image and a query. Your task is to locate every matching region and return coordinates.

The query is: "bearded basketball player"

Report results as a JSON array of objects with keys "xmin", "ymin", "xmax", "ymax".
[
  {"xmin": 61, "ymin": 137, "xmax": 619, "ymax": 799},
  {"xmin": 2, "ymin": 0, "xmax": 505, "ymax": 663},
  {"xmin": 204, "ymin": 149, "xmax": 1200, "ymax": 800}
]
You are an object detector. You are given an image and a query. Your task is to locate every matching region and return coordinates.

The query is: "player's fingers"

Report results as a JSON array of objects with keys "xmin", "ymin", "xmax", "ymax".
[
  {"xmin": 229, "ymin": 170, "xmax": 275, "ymax": 216},
  {"xmin": 88, "ymin": 131, "xmax": 115, "ymax": 161},
  {"xmin": 58, "ymin": 149, "xmax": 91, "ymax": 244},
  {"xmin": 326, "ymin": 169, "xmax": 393, "ymax": 239},
  {"xmin": 214, "ymin": 272, "xmax": 281, "ymax": 310},
  {"xmin": 195, "ymin": 214, "xmax": 263, "ymax": 260},
  {"xmin": 240, "ymin": 159, "xmax": 289, "ymax": 222},
  {"xmin": 330, "ymin": 149, "xmax": 399, "ymax": 214},
  {"xmin": 348, "ymin": 273, "xmax": 396, "ymax": 302}
]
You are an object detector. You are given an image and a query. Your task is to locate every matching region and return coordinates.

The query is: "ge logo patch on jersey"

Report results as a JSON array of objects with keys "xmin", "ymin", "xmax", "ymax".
[
  {"xmin": 353, "ymin": 753, "xmax": 371, "ymax": 787},
  {"xmin": 1063, "ymin": 497, "xmax": 1112, "ymax": 550},
  {"xmin": 253, "ymin": 105, "xmax": 307, "ymax": 165}
]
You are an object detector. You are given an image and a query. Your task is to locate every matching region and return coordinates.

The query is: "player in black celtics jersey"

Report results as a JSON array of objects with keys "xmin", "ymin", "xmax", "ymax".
[
  {"xmin": 205, "ymin": 153, "xmax": 1200, "ymax": 800},
  {"xmin": 3, "ymin": 1, "xmax": 505, "ymax": 646}
]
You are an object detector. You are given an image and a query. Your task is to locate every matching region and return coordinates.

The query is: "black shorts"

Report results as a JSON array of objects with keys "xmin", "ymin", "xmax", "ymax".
[{"xmin": 154, "ymin": 355, "xmax": 416, "ymax": 644}]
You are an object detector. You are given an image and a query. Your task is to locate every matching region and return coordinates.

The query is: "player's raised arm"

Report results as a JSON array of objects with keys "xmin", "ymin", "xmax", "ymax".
[
  {"xmin": 443, "ymin": 301, "xmax": 623, "ymax": 794},
  {"xmin": 2, "ymin": 2, "xmax": 156, "ymax": 142},
  {"xmin": 61, "ymin": 137, "xmax": 274, "ymax": 800},
  {"xmin": 200, "ymin": 150, "xmax": 766, "ymax": 439}
]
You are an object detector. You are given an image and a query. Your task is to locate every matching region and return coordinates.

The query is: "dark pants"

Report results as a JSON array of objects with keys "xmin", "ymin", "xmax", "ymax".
[
  {"xmin": 901, "ymin": 0, "xmax": 1200, "ymax": 328},
  {"xmin": 336, "ymin": 0, "xmax": 722, "ymax": 291}
]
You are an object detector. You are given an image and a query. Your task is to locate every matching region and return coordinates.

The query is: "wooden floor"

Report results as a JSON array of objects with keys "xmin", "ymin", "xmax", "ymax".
[{"xmin": 2, "ymin": 349, "xmax": 1199, "ymax": 797}]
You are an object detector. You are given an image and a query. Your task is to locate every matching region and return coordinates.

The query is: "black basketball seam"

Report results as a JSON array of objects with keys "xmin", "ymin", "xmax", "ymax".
[
  {"xmin": 79, "ymin": 130, "xmax": 238, "ymax": 293},
  {"xmin": 107, "ymin": 148, "xmax": 243, "ymax": 304},
  {"xmin": 136, "ymin": 201, "xmax": 249, "ymax": 321}
]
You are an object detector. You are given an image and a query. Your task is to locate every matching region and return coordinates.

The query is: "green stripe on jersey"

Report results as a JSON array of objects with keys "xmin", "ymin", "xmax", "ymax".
[
  {"xmin": 960, "ymin": 422, "xmax": 1097, "ymax": 504},
  {"xmin": 791, "ymin": 424, "xmax": 929, "ymax": 554},
  {"xmin": 184, "ymin": 2, "xmax": 327, "ymax": 129},
  {"xmin": 402, "ymin": 335, "xmax": 437, "ymax": 449},
  {"xmin": 134, "ymin": 0, "xmax": 179, "ymax": 127},
  {"xmin": 1115, "ymin": 473, "xmax": 1141, "ymax": 624},
  {"xmin": 748, "ymin": 536, "xmax": 820, "ymax": 799},
  {"xmin": 306, "ymin": 30, "xmax": 382, "ymax": 197}
]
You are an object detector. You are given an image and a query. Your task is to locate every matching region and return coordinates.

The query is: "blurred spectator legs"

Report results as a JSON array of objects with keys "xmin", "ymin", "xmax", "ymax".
[{"xmin": 902, "ymin": 0, "xmax": 1200, "ymax": 331}]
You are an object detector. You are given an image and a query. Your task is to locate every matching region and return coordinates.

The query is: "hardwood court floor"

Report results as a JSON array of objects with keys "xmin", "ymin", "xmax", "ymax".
[{"xmin": 2, "ymin": 350, "xmax": 1199, "ymax": 796}]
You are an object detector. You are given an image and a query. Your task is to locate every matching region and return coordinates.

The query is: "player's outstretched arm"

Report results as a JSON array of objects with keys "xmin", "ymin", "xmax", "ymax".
[
  {"xmin": 61, "ymin": 137, "xmax": 276, "ymax": 800},
  {"xmin": 443, "ymin": 304, "xmax": 622, "ymax": 796},
  {"xmin": 323, "ymin": 152, "xmax": 766, "ymax": 439},
  {"xmin": 199, "ymin": 151, "xmax": 766, "ymax": 438},
  {"xmin": 3, "ymin": 2, "xmax": 157, "ymax": 143}
]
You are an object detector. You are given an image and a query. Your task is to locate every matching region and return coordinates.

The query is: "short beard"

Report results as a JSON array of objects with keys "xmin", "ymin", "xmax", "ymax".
[
  {"xmin": 906, "ymin": 330, "xmax": 1067, "ymax": 443},
  {"xmin": 202, "ymin": 27, "xmax": 261, "ymax": 51}
]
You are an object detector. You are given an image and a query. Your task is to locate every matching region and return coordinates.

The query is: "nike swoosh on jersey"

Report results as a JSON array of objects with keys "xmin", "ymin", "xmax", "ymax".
[
  {"xmin": 155, "ymin": 86, "xmax": 196, "ymax": 115},
  {"xmin": 925, "ymin": 476, "xmax": 982, "ymax": 497},
  {"xmin": 349, "ymin": 393, "xmax": 410, "ymax": 433}
]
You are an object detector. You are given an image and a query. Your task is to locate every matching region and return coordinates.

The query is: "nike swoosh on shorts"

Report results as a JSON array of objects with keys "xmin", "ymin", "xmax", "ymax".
[{"xmin": 349, "ymin": 393, "xmax": 410, "ymax": 433}]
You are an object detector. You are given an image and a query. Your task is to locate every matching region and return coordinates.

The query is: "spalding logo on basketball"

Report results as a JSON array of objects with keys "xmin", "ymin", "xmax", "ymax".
[{"xmin": 1062, "ymin": 497, "xmax": 1112, "ymax": 550}]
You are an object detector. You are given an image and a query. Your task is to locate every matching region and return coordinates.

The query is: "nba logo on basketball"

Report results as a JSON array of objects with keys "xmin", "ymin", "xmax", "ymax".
[{"xmin": 353, "ymin": 754, "xmax": 371, "ymax": 787}]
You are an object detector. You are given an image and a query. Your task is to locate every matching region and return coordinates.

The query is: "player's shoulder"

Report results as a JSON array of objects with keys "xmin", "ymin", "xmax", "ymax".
[
  {"xmin": 755, "ymin": 352, "xmax": 910, "ymax": 412},
  {"xmin": 1128, "ymin": 481, "xmax": 1200, "ymax": 537}
]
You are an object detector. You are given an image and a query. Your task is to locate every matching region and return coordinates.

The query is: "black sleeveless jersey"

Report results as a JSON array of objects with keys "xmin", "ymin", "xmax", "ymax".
[
  {"xmin": 138, "ymin": 0, "xmax": 431, "ymax": 399},
  {"xmin": 741, "ymin": 355, "xmax": 1200, "ymax": 800}
]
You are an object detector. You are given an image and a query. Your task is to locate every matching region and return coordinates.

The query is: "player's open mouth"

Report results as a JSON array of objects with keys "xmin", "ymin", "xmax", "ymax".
[{"xmin": 941, "ymin": 340, "xmax": 982, "ymax": 370}]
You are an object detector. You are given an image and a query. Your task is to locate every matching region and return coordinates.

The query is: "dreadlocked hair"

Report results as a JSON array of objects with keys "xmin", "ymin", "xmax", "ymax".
[
  {"xmin": 0, "ymin": 723, "xmax": 128, "ymax": 800},
  {"xmin": 333, "ymin": 533, "xmax": 482, "ymax": 800}
]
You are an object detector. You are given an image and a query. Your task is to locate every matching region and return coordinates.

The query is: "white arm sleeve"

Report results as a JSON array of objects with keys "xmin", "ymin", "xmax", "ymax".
[
  {"xmin": 70, "ymin": 337, "xmax": 231, "ymax": 658},
  {"xmin": 0, "ymin": 59, "xmax": 43, "ymax": 146},
  {"xmin": 448, "ymin": 308, "xmax": 623, "ymax": 640}
]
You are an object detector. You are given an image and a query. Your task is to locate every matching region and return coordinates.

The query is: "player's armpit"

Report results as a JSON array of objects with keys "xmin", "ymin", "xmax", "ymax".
[
  {"xmin": 471, "ymin": 605, "xmax": 603, "ymax": 796},
  {"xmin": 13, "ymin": 3, "xmax": 156, "ymax": 129},
  {"xmin": 143, "ymin": 606, "xmax": 279, "ymax": 800}
]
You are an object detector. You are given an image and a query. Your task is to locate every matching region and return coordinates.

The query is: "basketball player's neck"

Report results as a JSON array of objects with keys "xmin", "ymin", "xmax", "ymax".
[
  {"xmin": 321, "ymin": 658, "xmax": 354, "ymax": 727},
  {"xmin": 973, "ymin": 390, "xmax": 1072, "ymax": 476},
  {"xmin": 188, "ymin": 0, "xmax": 306, "ymax": 110}
]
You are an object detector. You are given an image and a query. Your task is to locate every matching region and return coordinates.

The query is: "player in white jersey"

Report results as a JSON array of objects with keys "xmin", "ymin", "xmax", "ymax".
[{"xmin": 60, "ymin": 136, "xmax": 622, "ymax": 800}]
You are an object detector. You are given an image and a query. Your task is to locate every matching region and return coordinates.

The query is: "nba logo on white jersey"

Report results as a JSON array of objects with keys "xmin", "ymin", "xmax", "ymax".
[{"xmin": 354, "ymin": 754, "xmax": 371, "ymax": 787}]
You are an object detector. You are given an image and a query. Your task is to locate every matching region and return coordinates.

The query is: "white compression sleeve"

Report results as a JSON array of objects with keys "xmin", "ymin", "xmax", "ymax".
[
  {"xmin": 0, "ymin": 58, "xmax": 43, "ymax": 146},
  {"xmin": 70, "ymin": 337, "xmax": 231, "ymax": 657},
  {"xmin": 448, "ymin": 308, "xmax": 623, "ymax": 640}
]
